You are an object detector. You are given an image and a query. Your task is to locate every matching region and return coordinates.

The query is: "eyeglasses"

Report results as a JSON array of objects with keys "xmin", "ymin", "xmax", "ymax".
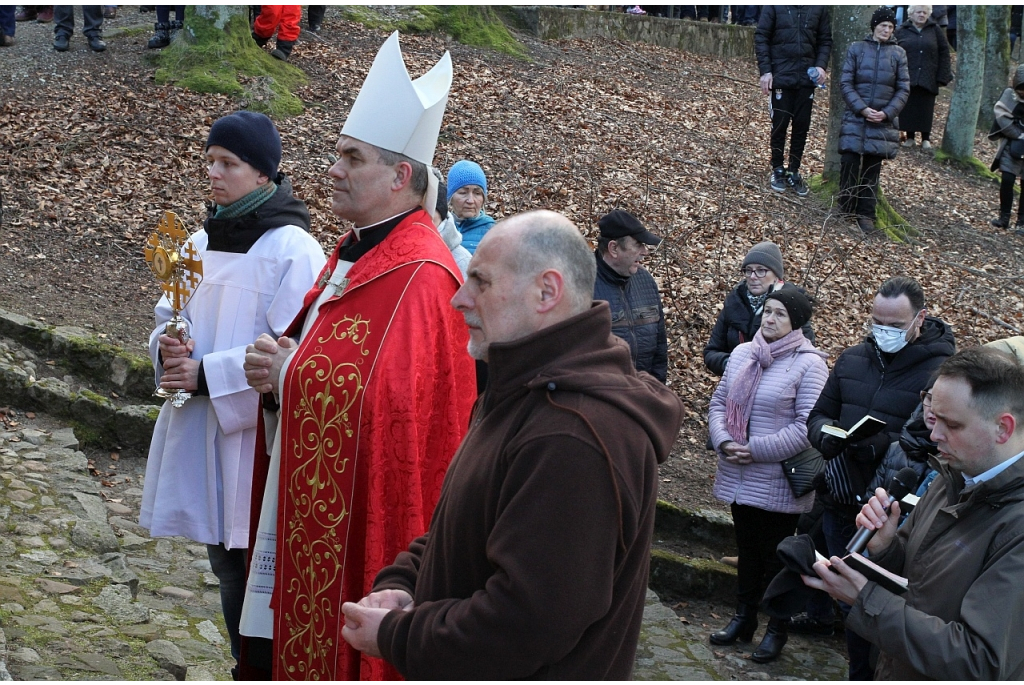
[
  {"xmin": 920, "ymin": 391, "xmax": 932, "ymax": 408},
  {"xmin": 743, "ymin": 267, "xmax": 770, "ymax": 278}
]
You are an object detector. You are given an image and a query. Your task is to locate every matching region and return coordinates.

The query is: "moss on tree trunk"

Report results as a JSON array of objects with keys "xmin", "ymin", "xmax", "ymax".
[{"xmin": 153, "ymin": 6, "xmax": 307, "ymax": 117}]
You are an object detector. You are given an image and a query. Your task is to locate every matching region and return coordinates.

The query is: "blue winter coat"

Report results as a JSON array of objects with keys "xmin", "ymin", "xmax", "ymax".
[
  {"xmin": 839, "ymin": 37, "xmax": 910, "ymax": 159},
  {"xmin": 455, "ymin": 213, "xmax": 496, "ymax": 255}
]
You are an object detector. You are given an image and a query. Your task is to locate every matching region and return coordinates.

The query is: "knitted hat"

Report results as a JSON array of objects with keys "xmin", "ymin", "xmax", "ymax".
[
  {"xmin": 447, "ymin": 160, "xmax": 487, "ymax": 203},
  {"xmin": 206, "ymin": 111, "xmax": 281, "ymax": 180},
  {"xmin": 598, "ymin": 209, "xmax": 662, "ymax": 246},
  {"xmin": 765, "ymin": 284, "xmax": 813, "ymax": 331},
  {"xmin": 871, "ymin": 6, "xmax": 897, "ymax": 28},
  {"xmin": 742, "ymin": 241, "xmax": 784, "ymax": 279}
]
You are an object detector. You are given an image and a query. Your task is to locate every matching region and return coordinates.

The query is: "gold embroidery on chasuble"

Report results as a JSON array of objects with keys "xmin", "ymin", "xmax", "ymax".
[{"xmin": 281, "ymin": 315, "xmax": 371, "ymax": 680}]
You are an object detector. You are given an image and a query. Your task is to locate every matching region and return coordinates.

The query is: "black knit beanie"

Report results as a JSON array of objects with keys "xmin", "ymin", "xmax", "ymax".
[
  {"xmin": 765, "ymin": 284, "xmax": 813, "ymax": 331},
  {"xmin": 205, "ymin": 111, "xmax": 282, "ymax": 180},
  {"xmin": 871, "ymin": 6, "xmax": 897, "ymax": 29}
]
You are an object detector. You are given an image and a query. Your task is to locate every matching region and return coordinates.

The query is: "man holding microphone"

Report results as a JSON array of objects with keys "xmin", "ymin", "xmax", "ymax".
[{"xmin": 804, "ymin": 346, "xmax": 1024, "ymax": 680}]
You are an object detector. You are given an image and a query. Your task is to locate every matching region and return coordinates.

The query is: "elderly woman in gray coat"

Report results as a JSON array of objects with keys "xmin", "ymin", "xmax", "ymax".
[{"xmin": 838, "ymin": 6, "xmax": 910, "ymax": 234}]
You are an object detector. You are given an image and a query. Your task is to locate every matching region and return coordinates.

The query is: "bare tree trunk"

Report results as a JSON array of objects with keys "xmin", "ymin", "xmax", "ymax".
[
  {"xmin": 941, "ymin": 6, "xmax": 986, "ymax": 159},
  {"xmin": 978, "ymin": 6, "xmax": 1011, "ymax": 132},
  {"xmin": 823, "ymin": 5, "xmax": 875, "ymax": 181}
]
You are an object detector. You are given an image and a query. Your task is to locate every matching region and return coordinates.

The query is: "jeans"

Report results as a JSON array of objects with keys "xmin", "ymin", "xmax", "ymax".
[
  {"xmin": 207, "ymin": 543, "xmax": 248, "ymax": 664},
  {"xmin": 823, "ymin": 508, "xmax": 874, "ymax": 680},
  {"xmin": 0, "ymin": 6, "xmax": 15, "ymax": 37},
  {"xmin": 155, "ymin": 5, "xmax": 185, "ymax": 24},
  {"xmin": 54, "ymin": 5, "xmax": 103, "ymax": 37}
]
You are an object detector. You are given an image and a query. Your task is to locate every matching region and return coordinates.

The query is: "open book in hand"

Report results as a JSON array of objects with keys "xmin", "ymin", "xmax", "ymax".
[
  {"xmin": 816, "ymin": 550, "xmax": 909, "ymax": 595},
  {"xmin": 821, "ymin": 415, "xmax": 887, "ymax": 443}
]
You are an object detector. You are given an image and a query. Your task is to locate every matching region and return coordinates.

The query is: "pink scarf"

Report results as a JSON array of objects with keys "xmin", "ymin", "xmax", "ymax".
[{"xmin": 725, "ymin": 328, "xmax": 809, "ymax": 443}]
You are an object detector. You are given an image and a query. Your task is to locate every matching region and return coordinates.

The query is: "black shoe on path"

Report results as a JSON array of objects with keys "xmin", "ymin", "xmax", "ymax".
[
  {"xmin": 53, "ymin": 33, "xmax": 70, "ymax": 51},
  {"xmin": 87, "ymin": 35, "xmax": 106, "ymax": 52}
]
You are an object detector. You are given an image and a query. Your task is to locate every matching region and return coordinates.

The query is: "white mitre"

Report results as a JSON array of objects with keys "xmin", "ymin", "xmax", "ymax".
[{"xmin": 341, "ymin": 31, "xmax": 452, "ymax": 167}]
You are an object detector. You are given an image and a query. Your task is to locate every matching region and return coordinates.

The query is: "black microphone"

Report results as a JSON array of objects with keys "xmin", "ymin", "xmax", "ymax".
[{"xmin": 845, "ymin": 466, "xmax": 919, "ymax": 555}]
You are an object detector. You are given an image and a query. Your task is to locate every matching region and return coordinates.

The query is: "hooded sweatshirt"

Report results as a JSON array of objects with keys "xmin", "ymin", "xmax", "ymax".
[{"xmin": 372, "ymin": 301, "xmax": 685, "ymax": 679}]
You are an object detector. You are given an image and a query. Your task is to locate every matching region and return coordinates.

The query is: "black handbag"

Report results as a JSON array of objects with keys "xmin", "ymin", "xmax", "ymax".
[
  {"xmin": 781, "ymin": 447, "xmax": 824, "ymax": 498},
  {"xmin": 1008, "ymin": 138, "xmax": 1024, "ymax": 160}
]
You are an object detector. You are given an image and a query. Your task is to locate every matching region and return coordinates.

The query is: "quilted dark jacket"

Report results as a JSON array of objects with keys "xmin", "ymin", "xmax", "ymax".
[
  {"xmin": 808, "ymin": 317, "xmax": 955, "ymax": 509},
  {"xmin": 703, "ymin": 281, "xmax": 815, "ymax": 377},
  {"xmin": 839, "ymin": 37, "xmax": 910, "ymax": 158},
  {"xmin": 593, "ymin": 254, "xmax": 667, "ymax": 383},
  {"xmin": 895, "ymin": 19, "xmax": 951, "ymax": 94},
  {"xmin": 755, "ymin": 5, "xmax": 833, "ymax": 89}
]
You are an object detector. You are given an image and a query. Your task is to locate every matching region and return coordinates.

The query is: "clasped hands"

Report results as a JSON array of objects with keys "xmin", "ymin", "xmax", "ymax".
[
  {"xmin": 720, "ymin": 441, "xmax": 753, "ymax": 465},
  {"xmin": 158, "ymin": 334, "xmax": 199, "ymax": 392},
  {"xmin": 861, "ymin": 107, "xmax": 887, "ymax": 123},
  {"xmin": 243, "ymin": 334, "xmax": 298, "ymax": 395},
  {"xmin": 801, "ymin": 487, "xmax": 901, "ymax": 605},
  {"xmin": 341, "ymin": 589, "xmax": 414, "ymax": 659}
]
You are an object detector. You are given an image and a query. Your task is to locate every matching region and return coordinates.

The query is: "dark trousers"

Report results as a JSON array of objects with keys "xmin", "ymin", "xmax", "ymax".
[
  {"xmin": 54, "ymin": 5, "xmax": 102, "ymax": 37},
  {"xmin": 823, "ymin": 508, "xmax": 874, "ymax": 680},
  {"xmin": 0, "ymin": 6, "xmax": 14, "ymax": 37},
  {"xmin": 732, "ymin": 503, "xmax": 800, "ymax": 607},
  {"xmin": 155, "ymin": 5, "xmax": 185, "ymax": 23},
  {"xmin": 307, "ymin": 5, "xmax": 325, "ymax": 28},
  {"xmin": 839, "ymin": 152, "xmax": 884, "ymax": 220},
  {"xmin": 1000, "ymin": 171, "xmax": 1024, "ymax": 222},
  {"xmin": 207, "ymin": 543, "xmax": 248, "ymax": 664},
  {"xmin": 769, "ymin": 86, "xmax": 816, "ymax": 173}
]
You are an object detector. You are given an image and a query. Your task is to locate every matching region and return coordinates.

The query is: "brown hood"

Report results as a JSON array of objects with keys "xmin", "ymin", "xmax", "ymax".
[{"xmin": 485, "ymin": 301, "xmax": 684, "ymax": 464}]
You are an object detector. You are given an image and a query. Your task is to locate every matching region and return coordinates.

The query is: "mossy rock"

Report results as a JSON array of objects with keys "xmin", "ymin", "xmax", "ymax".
[
  {"xmin": 338, "ymin": 6, "xmax": 529, "ymax": 59},
  {"xmin": 648, "ymin": 548, "xmax": 736, "ymax": 601},
  {"xmin": 153, "ymin": 7, "xmax": 307, "ymax": 117}
]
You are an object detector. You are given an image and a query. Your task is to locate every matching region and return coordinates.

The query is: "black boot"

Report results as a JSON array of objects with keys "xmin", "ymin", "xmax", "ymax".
[
  {"xmin": 271, "ymin": 39, "xmax": 294, "ymax": 61},
  {"xmin": 992, "ymin": 213, "xmax": 1012, "ymax": 229},
  {"xmin": 751, "ymin": 617, "xmax": 789, "ymax": 663},
  {"xmin": 709, "ymin": 603, "xmax": 758, "ymax": 645},
  {"xmin": 169, "ymin": 19, "xmax": 183, "ymax": 41},
  {"xmin": 251, "ymin": 31, "xmax": 269, "ymax": 47},
  {"xmin": 147, "ymin": 22, "xmax": 170, "ymax": 49}
]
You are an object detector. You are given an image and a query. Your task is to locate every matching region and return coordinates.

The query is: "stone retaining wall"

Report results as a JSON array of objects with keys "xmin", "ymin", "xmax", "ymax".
[{"xmin": 517, "ymin": 6, "xmax": 755, "ymax": 61}]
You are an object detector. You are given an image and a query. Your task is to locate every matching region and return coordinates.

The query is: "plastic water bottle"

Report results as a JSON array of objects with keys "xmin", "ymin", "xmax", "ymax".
[{"xmin": 808, "ymin": 67, "xmax": 826, "ymax": 89}]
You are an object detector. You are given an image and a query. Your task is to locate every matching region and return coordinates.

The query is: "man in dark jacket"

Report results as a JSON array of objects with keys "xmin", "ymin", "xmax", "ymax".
[
  {"xmin": 593, "ymin": 209, "xmax": 668, "ymax": 382},
  {"xmin": 807, "ymin": 346, "xmax": 1024, "ymax": 680},
  {"xmin": 807, "ymin": 275, "xmax": 954, "ymax": 680},
  {"xmin": 339, "ymin": 210, "xmax": 685, "ymax": 679},
  {"xmin": 755, "ymin": 6, "xmax": 832, "ymax": 196}
]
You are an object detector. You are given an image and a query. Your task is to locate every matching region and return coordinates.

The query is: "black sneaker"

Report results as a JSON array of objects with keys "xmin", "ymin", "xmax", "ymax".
[
  {"xmin": 53, "ymin": 33, "xmax": 70, "ymax": 51},
  {"xmin": 787, "ymin": 170, "xmax": 809, "ymax": 196},
  {"xmin": 1015, "ymin": 222, "xmax": 1024, "ymax": 237},
  {"xmin": 788, "ymin": 612, "xmax": 836, "ymax": 637},
  {"xmin": 992, "ymin": 214, "xmax": 1011, "ymax": 229},
  {"xmin": 87, "ymin": 35, "xmax": 106, "ymax": 52},
  {"xmin": 770, "ymin": 167, "xmax": 788, "ymax": 193}
]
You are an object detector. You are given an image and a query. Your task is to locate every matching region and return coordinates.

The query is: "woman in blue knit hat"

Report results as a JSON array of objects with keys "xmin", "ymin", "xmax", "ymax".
[{"xmin": 446, "ymin": 159, "xmax": 495, "ymax": 254}]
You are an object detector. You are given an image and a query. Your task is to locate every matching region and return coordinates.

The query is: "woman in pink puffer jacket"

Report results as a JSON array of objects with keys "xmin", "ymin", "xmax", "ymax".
[{"xmin": 706, "ymin": 284, "xmax": 828, "ymax": 663}]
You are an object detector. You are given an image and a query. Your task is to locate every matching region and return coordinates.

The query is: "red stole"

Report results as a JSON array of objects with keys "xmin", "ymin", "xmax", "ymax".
[{"xmin": 266, "ymin": 212, "xmax": 475, "ymax": 680}]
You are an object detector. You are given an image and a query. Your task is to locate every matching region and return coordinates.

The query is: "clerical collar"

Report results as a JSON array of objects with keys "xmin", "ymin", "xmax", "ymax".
[{"xmin": 338, "ymin": 209, "xmax": 417, "ymax": 264}]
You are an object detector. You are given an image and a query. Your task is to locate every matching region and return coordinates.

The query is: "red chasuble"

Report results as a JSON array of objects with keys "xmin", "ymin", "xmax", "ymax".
[{"xmin": 249, "ymin": 210, "xmax": 476, "ymax": 680}]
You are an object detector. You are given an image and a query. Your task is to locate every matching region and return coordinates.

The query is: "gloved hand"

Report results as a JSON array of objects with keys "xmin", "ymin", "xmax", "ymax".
[
  {"xmin": 819, "ymin": 432, "xmax": 845, "ymax": 459},
  {"xmin": 847, "ymin": 431, "xmax": 892, "ymax": 463}
]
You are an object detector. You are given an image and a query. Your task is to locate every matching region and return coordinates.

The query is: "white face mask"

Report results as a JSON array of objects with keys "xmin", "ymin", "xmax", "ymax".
[{"xmin": 871, "ymin": 311, "xmax": 922, "ymax": 354}]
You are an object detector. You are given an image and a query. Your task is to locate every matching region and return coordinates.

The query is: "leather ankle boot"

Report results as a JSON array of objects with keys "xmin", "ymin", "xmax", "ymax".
[
  {"xmin": 751, "ymin": 617, "xmax": 789, "ymax": 663},
  {"xmin": 709, "ymin": 603, "xmax": 758, "ymax": 645}
]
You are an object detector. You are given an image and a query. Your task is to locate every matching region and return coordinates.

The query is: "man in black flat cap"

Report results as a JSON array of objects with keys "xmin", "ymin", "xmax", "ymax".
[{"xmin": 593, "ymin": 209, "xmax": 668, "ymax": 383}]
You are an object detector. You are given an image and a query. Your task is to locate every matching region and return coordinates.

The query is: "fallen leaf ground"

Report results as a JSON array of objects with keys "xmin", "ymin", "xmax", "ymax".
[{"xmin": 2, "ymin": 9, "xmax": 1022, "ymax": 513}]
